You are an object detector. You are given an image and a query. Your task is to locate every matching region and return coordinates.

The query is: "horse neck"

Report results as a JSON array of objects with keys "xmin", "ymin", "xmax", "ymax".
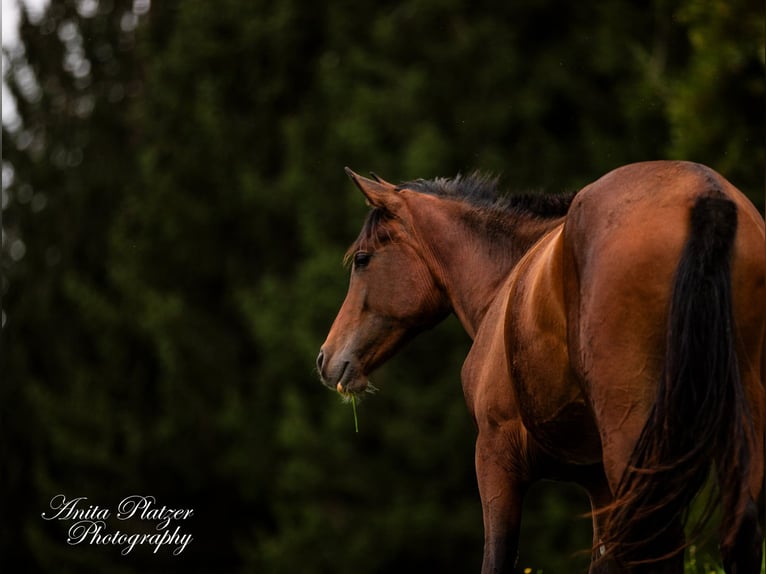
[{"xmin": 410, "ymin": 198, "xmax": 563, "ymax": 338}]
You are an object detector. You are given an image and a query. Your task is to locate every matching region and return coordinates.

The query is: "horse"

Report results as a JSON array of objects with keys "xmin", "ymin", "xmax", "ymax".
[{"xmin": 316, "ymin": 161, "xmax": 765, "ymax": 573}]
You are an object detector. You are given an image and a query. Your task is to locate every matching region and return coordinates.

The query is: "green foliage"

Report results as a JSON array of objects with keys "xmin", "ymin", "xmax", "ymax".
[
  {"xmin": 2, "ymin": 0, "xmax": 763, "ymax": 573},
  {"xmin": 665, "ymin": 0, "xmax": 764, "ymax": 192}
]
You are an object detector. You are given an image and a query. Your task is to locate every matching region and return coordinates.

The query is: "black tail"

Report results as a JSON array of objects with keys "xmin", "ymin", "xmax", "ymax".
[{"xmin": 606, "ymin": 193, "xmax": 753, "ymax": 562}]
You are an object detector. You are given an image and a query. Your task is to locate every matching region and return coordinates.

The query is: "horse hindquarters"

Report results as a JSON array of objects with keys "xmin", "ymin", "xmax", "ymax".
[
  {"xmin": 606, "ymin": 195, "xmax": 758, "ymax": 565},
  {"xmin": 565, "ymin": 163, "xmax": 765, "ymax": 570}
]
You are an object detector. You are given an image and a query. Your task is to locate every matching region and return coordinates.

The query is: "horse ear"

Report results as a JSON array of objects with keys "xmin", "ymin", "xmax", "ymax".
[
  {"xmin": 369, "ymin": 171, "xmax": 395, "ymax": 187},
  {"xmin": 345, "ymin": 167, "xmax": 401, "ymax": 211}
]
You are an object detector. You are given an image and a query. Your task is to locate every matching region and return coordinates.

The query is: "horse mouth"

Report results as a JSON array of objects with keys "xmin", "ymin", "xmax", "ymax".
[
  {"xmin": 319, "ymin": 360, "xmax": 366, "ymax": 394},
  {"xmin": 335, "ymin": 363, "xmax": 369, "ymax": 395},
  {"xmin": 330, "ymin": 361, "xmax": 374, "ymax": 397},
  {"xmin": 337, "ymin": 379, "xmax": 378, "ymax": 403},
  {"xmin": 336, "ymin": 379, "xmax": 368, "ymax": 396}
]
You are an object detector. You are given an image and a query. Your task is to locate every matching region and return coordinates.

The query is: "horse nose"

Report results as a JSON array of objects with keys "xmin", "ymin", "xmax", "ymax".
[{"xmin": 316, "ymin": 349, "xmax": 325, "ymax": 377}]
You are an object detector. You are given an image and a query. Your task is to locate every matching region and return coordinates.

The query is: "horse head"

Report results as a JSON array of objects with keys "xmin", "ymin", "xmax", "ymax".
[{"xmin": 316, "ymin": 169, "xmax": 450, "ymax": 397}]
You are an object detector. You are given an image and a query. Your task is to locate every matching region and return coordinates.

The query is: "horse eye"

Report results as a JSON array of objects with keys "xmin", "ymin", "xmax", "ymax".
[{"xmin": 353, "ymin": 251, "xmax": 371, "ymax": 269}]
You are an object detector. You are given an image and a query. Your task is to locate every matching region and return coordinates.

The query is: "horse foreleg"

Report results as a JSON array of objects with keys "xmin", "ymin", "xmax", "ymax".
[{"xmin": 475, "ymin": 429, "xmax": 528, "ymax": 574}]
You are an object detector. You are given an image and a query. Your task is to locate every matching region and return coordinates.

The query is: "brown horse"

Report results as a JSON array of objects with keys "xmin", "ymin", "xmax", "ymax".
[{"xmin": 316, "ymin": 161, "xmax": 765, "ymax": 573}]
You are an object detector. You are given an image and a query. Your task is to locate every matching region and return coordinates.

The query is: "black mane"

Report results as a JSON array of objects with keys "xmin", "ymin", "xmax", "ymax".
[
  {"xmin": 398, "ymin": 172, "xmax": 576, "ymax": 219},
  {"xmin": 346, "ymin": 172, "xmax": 575, "ymax": 264}
]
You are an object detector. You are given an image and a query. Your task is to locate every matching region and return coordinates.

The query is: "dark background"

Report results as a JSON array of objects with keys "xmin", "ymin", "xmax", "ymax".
[{"xmin": 2, "ymin": 0, "xmax": 763, "ymax": 572}]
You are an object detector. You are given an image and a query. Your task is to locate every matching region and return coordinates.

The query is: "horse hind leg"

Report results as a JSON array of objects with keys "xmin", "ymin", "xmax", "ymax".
[
  {"xmin": 583, "ymin": 474, "xmax": 620, "ymax": 574},
  {"xmin": 719, "ymin": 399, "xmax": 764, "ymax": 573},
  {"xmin": 626, "ymin": 521, "xmax": 685, "ymax": 574},
  {"xmin": 595, "ymin": 508, "xmax": 684, "ymax": 574},
  {"xmin": 721, "ymin": 497, "xmax": 763, "ymax": 574}
]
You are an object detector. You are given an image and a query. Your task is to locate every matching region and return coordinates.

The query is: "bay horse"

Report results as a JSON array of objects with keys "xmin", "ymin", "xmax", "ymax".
[{"xmin": 316, "ymin": 161, "xmax": 766, "ymax": 573}]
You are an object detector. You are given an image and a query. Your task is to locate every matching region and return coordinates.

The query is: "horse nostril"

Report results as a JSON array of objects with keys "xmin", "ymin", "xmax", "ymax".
[{"xmin": 316, "ymin": 350, "xmax": 325, "ymax": 374}]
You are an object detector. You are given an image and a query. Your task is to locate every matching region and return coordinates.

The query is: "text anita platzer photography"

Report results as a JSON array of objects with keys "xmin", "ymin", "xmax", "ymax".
[{"xmin": 42, "ymin": 495, "xmax": 193, "ymax": 556}]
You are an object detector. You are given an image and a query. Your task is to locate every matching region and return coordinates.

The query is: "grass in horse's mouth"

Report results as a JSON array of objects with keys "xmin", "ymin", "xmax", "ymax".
[
  {"xmin": 351, "ymin": 395, "xmax": 358, "ymax": 433},
  {"xmin": 337, "ymin": 383, "xmax": 378, "ymax": 433},
  {"xmin": 336, "ymin": 382, "xmax": 378, "ymax": 402}
]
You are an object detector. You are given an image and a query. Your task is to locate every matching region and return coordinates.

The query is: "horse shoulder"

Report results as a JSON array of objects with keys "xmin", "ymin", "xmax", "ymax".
[
  {"xmin": 461, "ymin": 274, "xmax": 520, "ymax": 429},
  {"xmin": 506, "ymin": 224, "xmax": 601, "ymax": 463}
]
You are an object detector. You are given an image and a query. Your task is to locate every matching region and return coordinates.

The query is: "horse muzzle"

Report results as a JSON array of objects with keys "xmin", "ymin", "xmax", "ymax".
[{"xmin": 316, "ymin": 349, "xmax": 368, "ymax": 394}]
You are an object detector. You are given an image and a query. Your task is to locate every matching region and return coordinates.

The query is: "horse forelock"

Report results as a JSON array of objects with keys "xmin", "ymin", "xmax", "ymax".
[{"xmin": 344, "ymin": 208, "xmax": 395, "ymax": 266}]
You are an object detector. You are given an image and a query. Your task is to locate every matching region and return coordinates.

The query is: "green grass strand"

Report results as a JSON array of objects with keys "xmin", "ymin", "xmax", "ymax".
[{"xmin": 352, "ymin": 395, "xmax": 359, "ymax": 433}]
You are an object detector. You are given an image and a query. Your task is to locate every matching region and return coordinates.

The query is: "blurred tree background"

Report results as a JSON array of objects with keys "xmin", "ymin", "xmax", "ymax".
[{"xmin": 1, "ymin": 0, "xmax": 763, "ymax": 573}]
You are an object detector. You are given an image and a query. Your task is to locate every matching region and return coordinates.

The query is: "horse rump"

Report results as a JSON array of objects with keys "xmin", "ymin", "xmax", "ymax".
[{"xmin": 605, "ymin": 192, "xmax": 755, "ymax": 564}]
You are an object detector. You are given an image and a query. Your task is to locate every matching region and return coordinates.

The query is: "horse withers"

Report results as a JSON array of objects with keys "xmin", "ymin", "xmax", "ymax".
[{"xmin": 316, "ymin": 161, "xmax": 765, "ymax": 573}]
